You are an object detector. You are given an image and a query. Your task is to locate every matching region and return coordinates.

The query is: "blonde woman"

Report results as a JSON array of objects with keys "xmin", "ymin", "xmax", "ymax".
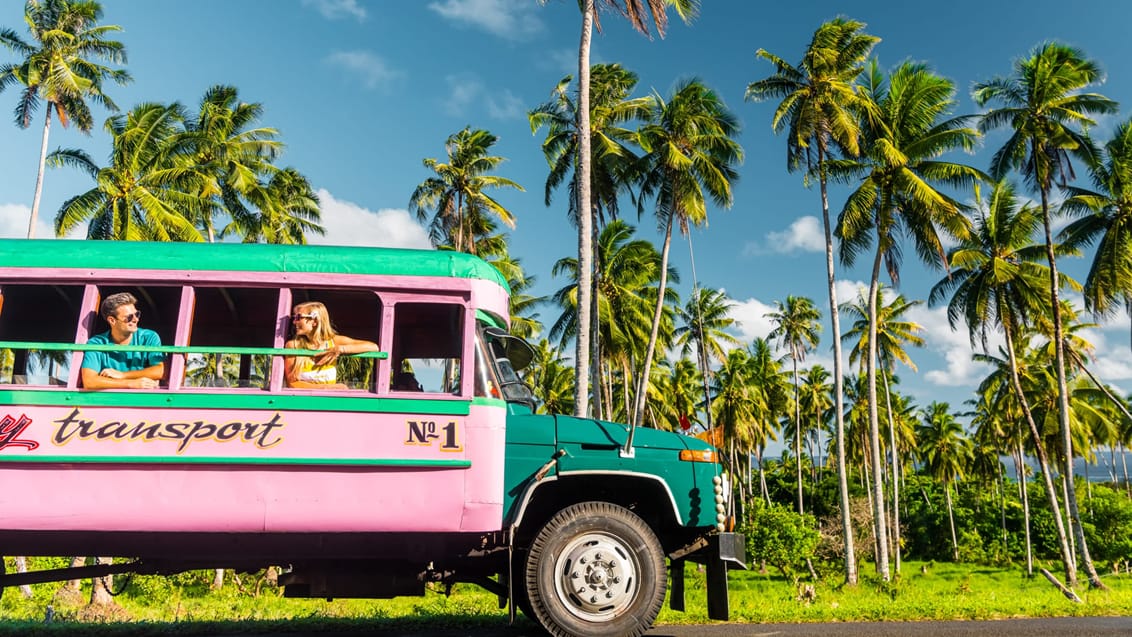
[{"xmin": 284, "ymin": 302, "xmax": 377, "ymax": 389}]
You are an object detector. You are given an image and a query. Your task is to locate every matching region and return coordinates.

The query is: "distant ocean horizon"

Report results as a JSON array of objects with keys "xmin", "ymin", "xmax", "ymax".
[{"xmin": 1003, "ymin": 452, "xmax": 1132, "ymax": 484}]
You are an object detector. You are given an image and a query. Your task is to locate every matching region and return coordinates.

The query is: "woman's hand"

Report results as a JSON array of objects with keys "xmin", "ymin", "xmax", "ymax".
[{"xmin": 313, "ymin": 344, "xmax": 342, "ymax": 366}]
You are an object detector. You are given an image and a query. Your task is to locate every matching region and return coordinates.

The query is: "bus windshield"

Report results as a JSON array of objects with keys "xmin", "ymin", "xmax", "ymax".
[{"xmin": 479, "ymin": 325, "xmax": 536, "ymax": 410}]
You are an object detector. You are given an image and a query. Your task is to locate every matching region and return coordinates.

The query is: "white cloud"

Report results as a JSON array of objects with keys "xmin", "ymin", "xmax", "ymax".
[
  {"xmin": 909, "ymin": 303, "xmax": 994, "ymax": 388},
  {"xmin": 486, "ymin": 90, "xmax": 525, "ymax": 120},
  {"xmin": 444, "ymin": 75, "xmax": 524, "ymax": 120},
  {"xmin": 302, "ymin": 0, "xmax": 366, "ymax": 21},
  {"xmin": 730, "ymin": 296, "xmax": 777, "ymax": 344},
  {"xmin": 0, "ymin": 203, "xmax": 61, "ymax": 239},
  {"xmin": 325, "ymin": 51, "xmax": 400, "ymax": 89},
  {"xmin": 428, "ymin": 0, "xmax": 544, "ymax": 40},
  {"xmin": 312, "ymin": 189, "xmax": 432, "ymax": 249},
  {"xmin": 539, "ymin": 48, "xmax": 578, "ymax": 76},
  {"xmin": 746, "ymin": 216, "xmax": 826, "ymax": 255}
]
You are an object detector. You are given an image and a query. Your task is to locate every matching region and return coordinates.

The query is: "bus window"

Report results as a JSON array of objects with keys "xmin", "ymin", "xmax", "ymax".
[
  {"xmin": 185, "ymin": 287, "xmax": 279, "ymax": 389},
  {"xmin": 290, "ymin": 288, "xmax": 381, "ymax": 391},
  {"xmin": 0, "ymin": 283, "xmax": 86, "ymax": 386},
  {"xmin": 390, "ymin": 302, "xmax": 462, "ymax": 394},
  {"xmin": 94, "ymin": 286, "xmax": 180, "ymax": 387}
]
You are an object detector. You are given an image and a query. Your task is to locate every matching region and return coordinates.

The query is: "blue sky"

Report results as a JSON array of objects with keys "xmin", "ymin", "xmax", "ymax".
[{"xmin": 3, "ymin": 0, "xmax": 1132, "ymax": 421}]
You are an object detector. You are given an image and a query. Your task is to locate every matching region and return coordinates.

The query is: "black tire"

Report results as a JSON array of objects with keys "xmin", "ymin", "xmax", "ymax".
[{"xmin": 524, "ymin": 502, "xmax": 665, "ymax": 637}]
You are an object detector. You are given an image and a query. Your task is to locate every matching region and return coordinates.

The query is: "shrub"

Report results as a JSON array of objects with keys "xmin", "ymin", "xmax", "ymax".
[{"xmin": 739, "ymin": 500, "xmax": 820, "ymax": 582}]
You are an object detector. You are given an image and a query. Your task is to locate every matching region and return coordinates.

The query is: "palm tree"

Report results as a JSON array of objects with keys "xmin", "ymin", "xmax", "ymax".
[
  {"xmin": 841, "ymin": 284, "xmax": 923, "ymax": 574},
  {"xmin": 1061, "ymin": 118, "xmax": 1132, "ymax": 348},
  {"xmin": 548, "ymin": 0, "xmax": 696, "ymax": 420},
  {"xmin": 652, "ymin": 357, "xmax": 703, "ymax": 432},
  {"xmin": 675, "ymin": 287, "xmax": 740, "ymax": 431},
  {"xmin": 837, "ymin": 59, "xmax": 981, "ymax": 580},
  {"xmin": 529, "ymin": 62, "xmax": 650, "ymax": 418},
  {"xmin": 526, "ymin": 339, "xmax": 574, "ymax": 416},
  {"xmin": 233, "ymin": 166, "xmax": 323, "ymax": 244},
  {"xmin": 916, "ymin": 401, "xmax": 972, "ymax": 562},
  {"xmin": 766, "ymin": 296, "xmax": 821, "ymax": 515},
  {"xmin": 745, "ymin": 18, "xmax": 879, "ymax": 584},
  {"xmin": 974, "ymin": 42, "xmax": 1118, "ymax": 589},
  {"xmin": 973, "ymin": 364, "xmax": 1035, "ymax": 574},
  {"xmin": 0, "ymin": 0, "xmax": 130, "ymax": 238},
  {"xmin": 484, "ymin": 251, "xmax": 543, "ymax": 342},
  {"xmin": 408, "ymin": 127, "xmax": 523, "ymax": 254},
  {"xmin": 798, "ymin": 364, "xmax": 832, "ymax": 483},
  {"xmin": 632, "ymin": 78, "xmax": 742, "ymax": 428},
  {"xmin": 929, "ymin": 179, "xmax": 1078, "ymax": 585},
  {"xmin": 52, "ymin": 102, "xmax": 205, "ymax": 240},
  {"xmin": 182, "ymin": 84, "xmax": 281, "ymax": 242},
  {"xmin": 548, "ymin": 220, "xmax": 673, "ymax": 419}
]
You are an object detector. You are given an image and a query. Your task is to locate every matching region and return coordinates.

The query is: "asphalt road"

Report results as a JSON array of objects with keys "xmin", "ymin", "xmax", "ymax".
[{"xmin": 218, "ymin": 617, "xmax": 1131, "ymax": 637}]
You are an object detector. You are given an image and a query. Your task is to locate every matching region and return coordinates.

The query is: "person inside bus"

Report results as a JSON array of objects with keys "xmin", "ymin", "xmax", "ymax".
[
  {"xmin": 391, "ymin": 370, "xmax": 423, "ymax": 392},
  {"xmin": 80, "ymin": 292, "xmax": 165, "ymax": 390},
  {"xmin": 284, "ymin": 301, "xmax": 378, "ymax": 389}
]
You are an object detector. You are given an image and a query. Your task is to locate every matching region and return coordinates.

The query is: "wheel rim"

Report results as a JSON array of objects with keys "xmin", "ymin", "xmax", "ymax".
[{"xmin": 552, "ymin": 531, "xmax": 640, "ymax": 622}]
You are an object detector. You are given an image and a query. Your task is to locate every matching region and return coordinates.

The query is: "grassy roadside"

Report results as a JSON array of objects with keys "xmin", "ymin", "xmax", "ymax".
[{"xmin": 1, "ymin": 561, "xmax": 1129, "ymax": 635}]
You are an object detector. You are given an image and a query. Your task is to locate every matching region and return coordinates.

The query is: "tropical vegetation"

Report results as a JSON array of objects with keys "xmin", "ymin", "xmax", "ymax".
[{"xmin": 3, "ymin": 0, "xmax": 1132, "ymax": 624}]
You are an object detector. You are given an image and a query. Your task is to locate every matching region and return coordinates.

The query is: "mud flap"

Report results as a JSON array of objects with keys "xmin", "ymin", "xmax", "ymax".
[
  {"xmin": 668, "ymin": 532, "xmax": 746, "ymax": 621},
  {"xmin": 706, "ymin": 532, "xmax": 745, "ymax": 620}
]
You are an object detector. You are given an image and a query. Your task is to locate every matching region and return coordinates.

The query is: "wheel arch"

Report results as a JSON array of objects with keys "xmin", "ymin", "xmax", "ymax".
[{"xmin": 509, "ymin": 471, "xmax": 683, "ymax": 549}]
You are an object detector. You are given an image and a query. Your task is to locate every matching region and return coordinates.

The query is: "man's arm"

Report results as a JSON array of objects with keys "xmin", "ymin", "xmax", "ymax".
[
  {"xmin": 81, "ymin": 366, "xmax": 161, "ymax": 390},
  {"xmin": 110, "ymin": 363, "xmax": 164, "ymax": 381}
]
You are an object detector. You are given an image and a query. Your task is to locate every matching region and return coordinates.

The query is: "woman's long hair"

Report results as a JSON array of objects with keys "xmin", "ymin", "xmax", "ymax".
[{"xmin": 290, "ymin": 302, "xmax": 338, "ymax": 350}]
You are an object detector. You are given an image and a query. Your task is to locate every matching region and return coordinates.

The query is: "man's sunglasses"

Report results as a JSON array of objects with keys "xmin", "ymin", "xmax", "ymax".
[{"xmin": 115, "ymin": 311, "xmax": 141, "ymax": 323}]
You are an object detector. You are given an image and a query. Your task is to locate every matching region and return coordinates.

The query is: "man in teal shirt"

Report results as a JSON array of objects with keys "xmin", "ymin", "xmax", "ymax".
[{"xmin": 81, "ymin": 292, "xmax": 165, "ymax": 390}]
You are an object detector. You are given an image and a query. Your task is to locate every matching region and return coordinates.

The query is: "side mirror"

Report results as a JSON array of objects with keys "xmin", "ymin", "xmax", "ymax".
[{"xmin": 482, "ymin": 327, "xmax": 534, "ymax": 372}]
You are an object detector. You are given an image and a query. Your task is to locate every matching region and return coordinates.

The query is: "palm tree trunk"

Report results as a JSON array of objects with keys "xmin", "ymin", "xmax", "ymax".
[
  {"xmin": 572, "ymin": 1, "xmax": 594, "ymax": 418},
  {"xmin": 1001, "ymin": 314, "xmax": 1076, "ymax": 586},
  {"xmin": 882, "ymin": 368, "xmax": 901, "ymax": 575},
  {"xmin": 997, "ymin": 455, "xmax": 1008, "ymax": 557},
  {"xmin": 63, "ymin": 556, "xmax": 84, "ymax": 592},
  {"xmin": 1121, "ymin": 441, "xmax": 1130, "ymax": 497},
  {"xmin": 1061, "ymin": 473, "xmax": 1076, "ymax": 559},
  {"xmin": 591, "ymin": 224, "xmax": 603, "ymax": 420},
  {"xmin": 818, "ymin": 146, "xmax": 857, "ymax": 585},
  {"xmin": 633, "ymin": 214, "xmax": 673, "ymax": 427},
  {"xmin": 13, "ymin": 556, "xmax": 32, "ymax": 598},
  {"xmin": 760, "ymin": 445, "xmax": 769, "ymax": 506},
  {"xmin": 687, "ymin": 233, "xmax": 715, "ymax": 427},
  {"xmin": 1015, "ymin": 439, "xmax": 1033, "ymax": 576},
  {"xmin": 945, "ymin": 484, "xmax": 959, "ymax": 561},
  {"xmin": 28, "ymin": 107, "xmax": 53, "ymax": 238},
  {"xmin": 794, "ymin": 358, "xmax": 804, "ymax": 515},
  {"xmin": 621, "ymin": 359, "xmax": 631, "ymax": 421},
  {"xmin": 866, "ymin": 246, "xmax": 890, "ymax": 581},
  {"xmin": 1039, "ymin": 183, "xmax": 1105, "ymax": 590},
  {"xmin": 697, "ymin": 331, "xmax": 713, "ymax": 429},
  {"xmin": 90, "ymin": 557, "xmax": 113, "ymax": 605}
]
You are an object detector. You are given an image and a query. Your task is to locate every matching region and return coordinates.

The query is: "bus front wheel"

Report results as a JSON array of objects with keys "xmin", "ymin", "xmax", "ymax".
[{"xmin": 524, "ymin": 501, "xmax": 665, "ymax": 637}]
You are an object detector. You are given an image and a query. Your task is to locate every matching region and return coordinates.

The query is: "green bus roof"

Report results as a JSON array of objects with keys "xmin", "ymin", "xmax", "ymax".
[{"xmin": 0, "ymin": 239, "xmax": 509, "ymax": 291}]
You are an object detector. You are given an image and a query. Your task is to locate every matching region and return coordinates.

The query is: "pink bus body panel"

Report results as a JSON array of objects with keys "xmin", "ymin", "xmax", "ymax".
[{"xmin": 0, "ymin": 404, "xmax": 505, "ymax": 534}]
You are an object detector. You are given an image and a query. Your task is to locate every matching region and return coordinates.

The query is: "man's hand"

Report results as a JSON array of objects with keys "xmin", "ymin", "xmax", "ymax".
[
  {"xmin": 100, "ymin": 368, "xmax": 125, "ymax": 379},
  {"xmin": 127, "ymin": 378, "xmax": 158, "ymax": 389}
]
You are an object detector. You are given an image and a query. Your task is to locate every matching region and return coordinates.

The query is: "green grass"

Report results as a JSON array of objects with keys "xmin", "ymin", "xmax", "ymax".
[{"xmin": 1, "ymin": 561, "xmax": 1130, "ymax": 635}]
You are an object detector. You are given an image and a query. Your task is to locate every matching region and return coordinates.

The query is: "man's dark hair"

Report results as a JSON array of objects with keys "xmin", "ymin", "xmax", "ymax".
[{"xmin": 100, "ymin": 292, "xmax": 137, "ymax": 320}]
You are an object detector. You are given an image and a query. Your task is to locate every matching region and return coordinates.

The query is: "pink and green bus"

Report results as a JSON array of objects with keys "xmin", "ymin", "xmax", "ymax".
[{"xmin": 0, "ymin": 239, "xmax": 743, "ymax": 636}]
